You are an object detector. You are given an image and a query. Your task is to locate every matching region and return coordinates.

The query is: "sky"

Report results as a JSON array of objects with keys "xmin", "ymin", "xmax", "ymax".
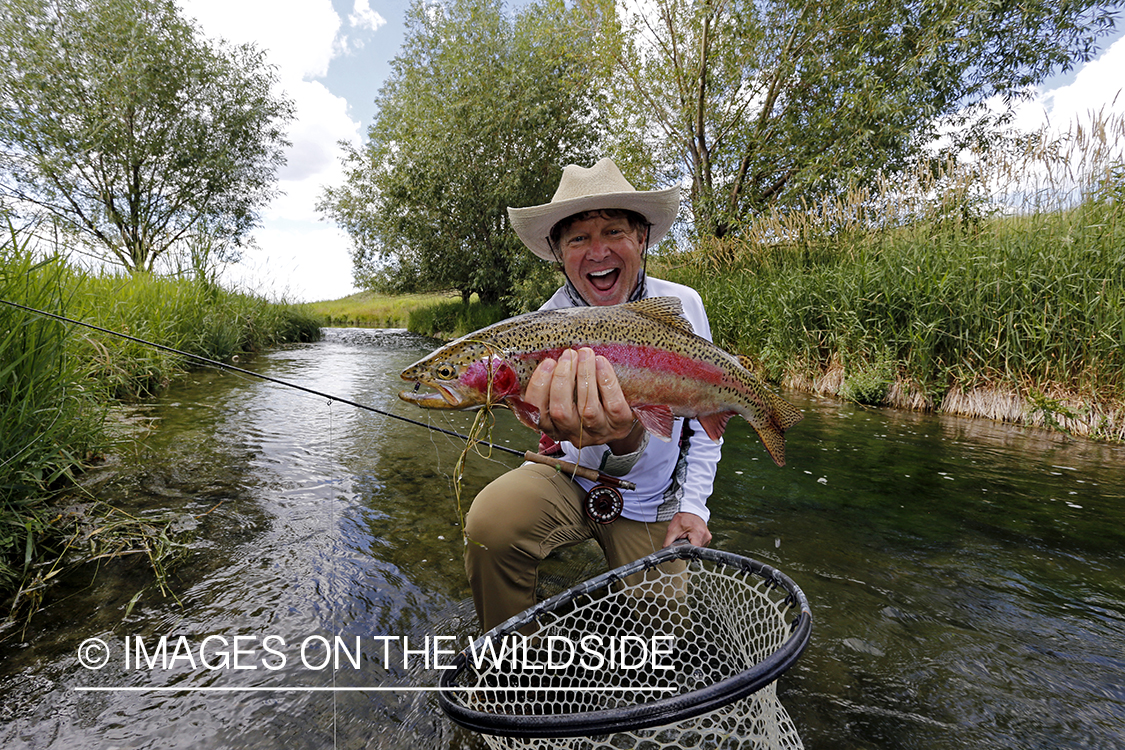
[{"xmin": 178, "ymin": 0, "xmax": 1125, "ymax": 303}]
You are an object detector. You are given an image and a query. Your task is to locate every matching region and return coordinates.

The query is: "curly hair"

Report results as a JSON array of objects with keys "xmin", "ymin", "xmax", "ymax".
[{"xmin": 547, "ymin": 208, "xmax": 651, "ymax": 253}]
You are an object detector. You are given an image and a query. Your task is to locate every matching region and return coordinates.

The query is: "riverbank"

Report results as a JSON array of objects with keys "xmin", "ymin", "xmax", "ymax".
[
  {"xmin": 657, "ymin": 143, "xmax": 1124, "ymax": 442},
  {"xmin": 306, "ymin": 290, "xmax": 509, "ymax": 340},
  {"xmin": 307, "ymin": 290, "xmax": 462, "ymax": 329},
  {"xmin": 1, "ymin": 229, "xmax": 324, "ymax": 617}
]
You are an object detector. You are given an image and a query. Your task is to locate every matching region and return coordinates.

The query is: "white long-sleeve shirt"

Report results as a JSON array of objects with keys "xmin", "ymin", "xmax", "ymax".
[{"xmin": 538, "ymin": 277, "xmax": 722, "ymax": 523}]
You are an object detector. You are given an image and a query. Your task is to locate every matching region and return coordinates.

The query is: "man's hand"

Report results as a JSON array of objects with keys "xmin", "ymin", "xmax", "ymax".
[
  {"xmin": 525, "ymin": 348, "xmax": 642, "ymax": 453},
  {"xmin": 663, "ymin": 512, "xmax": 712, "ymax": 548}
]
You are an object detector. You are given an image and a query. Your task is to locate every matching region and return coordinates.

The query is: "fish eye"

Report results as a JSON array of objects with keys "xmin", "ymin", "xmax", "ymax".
[{"xmin": 435, "ymin": 363, "xmax": 457, "ymax": 380}]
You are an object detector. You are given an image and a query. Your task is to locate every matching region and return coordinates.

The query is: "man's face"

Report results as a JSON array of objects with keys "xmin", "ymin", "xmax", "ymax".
[{"xmin": 557, "ymin": 213, "xmax": 644, "ymax": 307}]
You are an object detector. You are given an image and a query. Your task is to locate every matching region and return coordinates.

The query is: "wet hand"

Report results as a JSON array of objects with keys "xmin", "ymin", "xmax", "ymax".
[
  {"xmin": 526, "ymin": 348, "xmax": 638, "ymax": 450},
  {"xmin": 663, "ymin": 512, "xmax": 712, "ymax": 548}
]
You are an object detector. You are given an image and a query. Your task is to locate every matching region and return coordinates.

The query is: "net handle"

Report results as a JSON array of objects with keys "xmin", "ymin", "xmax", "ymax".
[{"xmin": 437, "ymin": 543, "xmax": 812, "ymax": 738}]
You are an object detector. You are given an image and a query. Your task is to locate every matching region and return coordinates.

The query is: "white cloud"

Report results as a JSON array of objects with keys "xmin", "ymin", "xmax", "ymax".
[
  {"xmin": 222, "ymin": 224, "xmax": 358, "ymax": 303},
  {"xmin": 349, "ymin": 0, "xmax": 387, "ymax": 32},
  {"xmin": 273, "ymin": 80, "xmax": 360, "ymax": 216},
  {"xmin": 1012, "ymin": 34, "xmax": 1125, "ymax": 132},
  {"xmin": 179, "ymin": 0, "xmax": 362, "ymax": 301},
  {"xmin": 180, "ymin": 0, "xmax": 341, "ymax": 81}
]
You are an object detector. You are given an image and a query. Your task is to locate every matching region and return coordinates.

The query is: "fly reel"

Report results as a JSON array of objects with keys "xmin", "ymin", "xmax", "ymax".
[{"xmin": 584, "ymin": 485, "xmax": 623, "ymax": 524}]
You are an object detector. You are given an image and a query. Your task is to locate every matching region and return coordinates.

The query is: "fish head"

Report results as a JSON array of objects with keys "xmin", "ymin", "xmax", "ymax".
[{"xmin": 399, "ymin": 341, "xmax": 521, "ymax": 410}]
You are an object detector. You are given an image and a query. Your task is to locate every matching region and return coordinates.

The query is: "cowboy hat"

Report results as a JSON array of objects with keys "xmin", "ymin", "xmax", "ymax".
[{"xmin": 508, "ymin": 158, "xmax": 680, "ymax": 260}]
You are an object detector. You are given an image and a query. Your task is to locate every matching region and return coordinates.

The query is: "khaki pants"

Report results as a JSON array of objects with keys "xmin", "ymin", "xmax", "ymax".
[{"xmin": 464, "ymin": 463, "xmax": 673, "ymax": 632}]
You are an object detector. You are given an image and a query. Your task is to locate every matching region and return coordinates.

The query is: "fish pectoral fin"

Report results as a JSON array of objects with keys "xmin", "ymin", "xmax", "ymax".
[
  {"xmin": 633, "ymin": 404, "xmax": 675, "ymax": 442},
  {"xmin": 697, "ymin": 411, "xmax": 735, "ymax": 442},
  {"xmin": 506, "ymin": 396, "xmax": 541, "ymax": 431}
]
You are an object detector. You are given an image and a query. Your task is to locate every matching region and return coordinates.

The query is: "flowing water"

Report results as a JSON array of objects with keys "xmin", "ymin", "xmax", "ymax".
[{"xmin": 2, "ymin": 328, "xmax": 1123, "ymax": 749}]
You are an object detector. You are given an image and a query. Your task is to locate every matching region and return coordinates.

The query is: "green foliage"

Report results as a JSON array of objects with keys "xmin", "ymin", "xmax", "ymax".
[
  {"xmin": 662, "ymin": 129, "xmax": 1125, "ymax": 422},
  {"xmin": 839, "ymin": 354, "xmax": 896, "ymax": 406},
  {"xmin": 308, "ymin": 290, "xmax": 465, "ymax": 328},
  {"xmin": 0, "ymin": 225, "xmax": 323, "ymax": 601},
  {"xmin": 319, "ymin": 0, "xmax": 602, "ymax": 309},
  {"xmin": 0, "ymin": 224, "xmax": 103, "ymax": 590},
  {"xmin": 67, "ymin": 273, "xmax": 322, "ymax": 398},
  {"xmin": 505, "ymin": 266, "xmax": 565, "ymax": 315},
  {"xmin": 407, "ymin": 299, "xmax": 509, "ymax": 340},
  {"xmin": 1027, "ymin": 390, "xmax": 1083, "ymax": 434},
  {"xmin": 598, "ymin": 0, "xmax": 1120, "ymax": 239},
  {"xmin": 0, "ymin": 0, "xmax": 294, "ymax": 272}
]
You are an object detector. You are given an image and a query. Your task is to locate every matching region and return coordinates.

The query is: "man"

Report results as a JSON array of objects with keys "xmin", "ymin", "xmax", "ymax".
[{"xmin": 464, "ymin": 158, "xmax": 720, "ymax": 631}]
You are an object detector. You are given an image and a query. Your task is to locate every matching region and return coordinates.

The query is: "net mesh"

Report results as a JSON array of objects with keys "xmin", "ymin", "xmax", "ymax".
[{"xmin": 439, "ymin": 544, "xmax": 810, "ymax": 748}]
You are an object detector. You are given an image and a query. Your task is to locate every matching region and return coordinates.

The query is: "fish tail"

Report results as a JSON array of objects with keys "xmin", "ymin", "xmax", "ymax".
[
  {"xmin": 734, "ymin": 355, "xmax": 803, "ymax": 466},
  {"xmin": 753, "ymin": 420, "xmax": 788, "ymax": 467},
  {"xmin": 768, "ymin": 389, "xmax": 804, "ymax": 432},
  {"xmin": 756, "ymin": 390, "xmax": 804, "ymax": 466}
]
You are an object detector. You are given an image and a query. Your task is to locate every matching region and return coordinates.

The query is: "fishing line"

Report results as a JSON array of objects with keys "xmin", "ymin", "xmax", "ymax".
[
  {"xmin": 0, "ymin": 298, "xmax": 636, "ymax": 491},
  {"xmin": 0, "ymin": 298, "xmax": 523, "ymax": 458}
]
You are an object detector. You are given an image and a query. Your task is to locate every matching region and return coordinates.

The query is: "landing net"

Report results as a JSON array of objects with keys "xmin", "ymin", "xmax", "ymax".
[{"xmin": 438, "ymin": 542, "xmax": 811, "ymax": 748}]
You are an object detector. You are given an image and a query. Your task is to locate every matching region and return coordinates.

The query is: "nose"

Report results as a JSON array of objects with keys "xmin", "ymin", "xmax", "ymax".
[{"xmin": 586, "ymin": 235, "xmax": 611, "ymax": 262}]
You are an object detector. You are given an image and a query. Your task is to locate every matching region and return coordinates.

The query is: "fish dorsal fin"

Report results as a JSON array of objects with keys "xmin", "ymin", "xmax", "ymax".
[{"xmin": 621, "ymin": 296, "xmax": 694, "ymax": 334}]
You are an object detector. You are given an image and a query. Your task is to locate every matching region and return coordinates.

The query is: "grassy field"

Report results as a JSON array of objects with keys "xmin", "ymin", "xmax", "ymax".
[
  {"xmin": 306, "ymin": 290, "xmax": 462, "ymax": 329},
  {"xmin": 307, "ymin": 290, "xmax": 509, "ymax": 340}
]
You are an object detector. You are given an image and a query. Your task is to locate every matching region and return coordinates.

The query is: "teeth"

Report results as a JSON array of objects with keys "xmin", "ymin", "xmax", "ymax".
[{"xmin": 589, "ymin": 269, "xmax": 615, "ymax": 278}]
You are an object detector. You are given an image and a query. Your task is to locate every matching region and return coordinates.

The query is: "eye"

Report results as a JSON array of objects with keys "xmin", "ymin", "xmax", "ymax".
[{"xmin": 435, "ymin": 363, "xmax": 457, "ymax": 380}]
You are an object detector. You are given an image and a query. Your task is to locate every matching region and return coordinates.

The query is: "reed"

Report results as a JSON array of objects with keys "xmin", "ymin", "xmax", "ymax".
[
  {"xmin": 662, "ymin": 111, "xmax": 1125, "ymax": 440},
  {"xmin": 1, "ymin": 229, "xmax": 325, "ymax": 611},
  {"xmin": 0, "ymin": 226, "xmax": 104, "ymax": 593},
  {"xmin": 407, "ymin": 298, "xmax": 509, "ymax": 339},
  {"xmin": 70, "ymin": 273, "xmax": 323, "ymax": 397}
]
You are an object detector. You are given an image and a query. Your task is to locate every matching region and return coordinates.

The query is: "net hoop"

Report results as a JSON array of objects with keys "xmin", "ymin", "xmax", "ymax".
[{"xmin": 438, "ymin": 542, "xmax": 812, "ymax": 739}]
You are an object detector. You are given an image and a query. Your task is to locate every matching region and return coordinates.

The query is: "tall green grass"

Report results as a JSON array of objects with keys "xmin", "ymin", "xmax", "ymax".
[
  {"xmin": 1, "ymin": 226, "xmax": 325, "ymax": 608},
  {"xmin": 307, "ymin": 290, "xmax": 464, "ymax": 328},
  {"xmin": 1, "ymin": 228, "xmax": 103, "ymax": 592},
  {"xmin": 71, "ymin": 273, "xmax": 322, "ymax": 397},
  {"xmin": 662, "ymin": 113, "xmax": 1125, "ymax": 439},
  {"xmin": 407, "ymin": 298, "xmax": 509, "ymax": 339}
]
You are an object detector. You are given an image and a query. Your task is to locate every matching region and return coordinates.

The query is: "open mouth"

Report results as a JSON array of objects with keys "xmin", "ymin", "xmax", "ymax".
[
  {"xmin": 399, "ymin": 382, "xmax": 460, "ymax": 408},
  {"xmin": 587, "ymin": 267, "xmax": 620, "ymax": 292}
]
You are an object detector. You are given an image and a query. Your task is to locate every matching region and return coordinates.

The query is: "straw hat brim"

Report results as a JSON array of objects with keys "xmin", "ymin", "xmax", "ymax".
[{"xmin": 508, "ymin": 187, "xmax": 680, "ymax": 261}]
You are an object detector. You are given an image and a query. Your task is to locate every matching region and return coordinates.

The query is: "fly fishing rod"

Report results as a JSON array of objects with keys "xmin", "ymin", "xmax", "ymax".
[{"xmin": 1, "ymin": 298, "xmax": 635, "ymax": 492}]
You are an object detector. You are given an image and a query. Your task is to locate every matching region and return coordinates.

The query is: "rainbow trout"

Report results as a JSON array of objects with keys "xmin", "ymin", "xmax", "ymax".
[{"xmin": 399, "ymin": 297, "xmax": 802, "ymax": 466}]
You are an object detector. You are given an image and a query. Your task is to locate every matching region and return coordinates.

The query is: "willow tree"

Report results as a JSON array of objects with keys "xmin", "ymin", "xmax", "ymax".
[
  {"xmin": 319, "ymin": 0, "xmax": 604, "ymax": 309},
  {"xmin": 0, "ymin": 0, "xmax": 293, "ymax": 271},
  {"xmin": 593, "ymin": 0, "xmax": 1119, "ymax": 238}
]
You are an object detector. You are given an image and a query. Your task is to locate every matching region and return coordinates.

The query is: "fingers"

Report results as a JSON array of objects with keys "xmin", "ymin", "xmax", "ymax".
[
  {"xmin": 662, "ymin": 512, "xmax": 712, "ymax": 548},
  {"xmin": 550, "ymin": 349, "xmax": 580, "ymax": 427},
  {"xmin": 575, "ymin": 348, "xmax": 600, "ymax": 423},
  {"xmin": 569, "ymin": 349, "xmax": 631, "ymax": 441},
  {"xmin": 525, "ymin": 356, "xmax": 558, "ymax": 432},
  {"xmin": 525, "ymin": 357, "xmax": 556, "ymax": 409},
  {"xmin": 594, "ymin": 354, "xmax": 633, "ymax": 424},
  {"xmin": 527, "ymin": 348, "xmax": 634, "ymax": 446}
]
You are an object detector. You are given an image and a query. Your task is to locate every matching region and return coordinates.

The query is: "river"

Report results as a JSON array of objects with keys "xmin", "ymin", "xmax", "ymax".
[{"xmin": 2, "ymin": 328, "xmax": 1123, "ymax": 749}]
